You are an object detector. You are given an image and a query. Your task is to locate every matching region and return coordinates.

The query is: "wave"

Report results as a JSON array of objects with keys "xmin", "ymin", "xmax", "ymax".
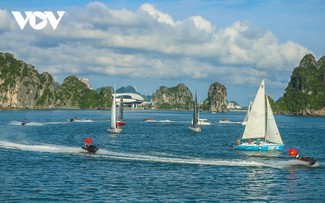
[
  {"xmin": 0, "ymin": 140, "xmax": 288, "ymax": 169},
  {"xmin": 281, "ymin": 159, "xmax": 320, "ymax": 168},
  {"xmin": 8, "ymin": 121, "xmax": 45, "ymax": 126},
  {"xmin": 98, "ymin": 150, "xmax": 274, "ymax": 168},
  {"xmin": 145, "ymin": 119, "xmax": 175, "ymax": 123},
  {"xmin": 0, "ymin": 140, "xmax": 79, "ymax": 153},
  {"xmin": 218, "ymin": 121, "xmax": 242, "ymax": 124},
  {"xmin": 73, "ymin": 119, "xmax": 94, "ymax": 123},
  {"xmin": 8, "ymin": 120, "xmax": 95, "ymax": 126}
]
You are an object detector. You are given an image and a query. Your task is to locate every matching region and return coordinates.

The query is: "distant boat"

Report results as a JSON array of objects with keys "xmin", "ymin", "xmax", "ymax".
[
  {"xmin": 198, "ymin": 118, "xmax": 211, "ymax": 125},
  {"xmin": 108, "ymin": 89, "xmax": 122, "ymax": 134},
  {"xmin": 234, "ymin": 80, "xmax": 284, "ymax": 151},
  {"xmin": 116, "ymin": 96, "xmax": 126, "ymax": 126},
  {"xmin": 144, "ymin": 118, "xmax": 154, "ymax": 122},
  {"xmin": 21, "ymin": 119, "xmax": 28, "ymax": 126},
  {"xmin": 190, "ymin": 98, "xmax": 211, "ymax": 126},
  {"xmin": 70, "ymin": 117, "xmax": 77, "ymax": 122},
  {"xmin": 242, "ymin": 101, "xmax": 252, "ymax": 125},
  {"xmin": 219, "ymin": 118, "xmax": 230, "ymax": 123},
  {"xmin": 192, "ymin": 118, "xmax": 211, "ymax": 125},
  {"xmin": 189, "ymin": 92, "xmax": 201, "ymax": 132}
]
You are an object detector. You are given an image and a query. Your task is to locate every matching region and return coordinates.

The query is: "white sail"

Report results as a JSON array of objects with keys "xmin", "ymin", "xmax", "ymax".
[
  {"xmin": 109, "ymin": 90, "xmax": 122, "ymax": 134},
  {"xmin": 242, "ymin": 101, "xmax": 252, "ymax": 125},
  {"xmin": 265, "ymin": 97, "xmax": 283, "ymax": 144},
  {"xmin": 110, "ymin": 92, "xmax": 117, "ymax": 129},
  {"xmin": 242, "ymin": 80, "xmax": 266, "ymax": 139}
]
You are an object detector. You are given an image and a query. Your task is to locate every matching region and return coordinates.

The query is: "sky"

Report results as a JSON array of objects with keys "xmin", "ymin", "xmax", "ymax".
[{"xmin": 0, "ymin": 0, "xmax": 324, "ymax": 106}]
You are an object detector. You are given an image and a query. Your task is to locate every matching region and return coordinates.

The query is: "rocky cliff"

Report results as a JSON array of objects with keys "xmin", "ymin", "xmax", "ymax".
[
  {"xmin": 0, "ymin": 53, "xmax": 56, "ymax": 109},
  {"xmin": 275, "ymin": 54, "xmax": 325, "ymax": 115},
  {"xmin": 151, "ymin": 83, "xmax": 193, "ymax": 110},
  {"xmin": 0, "ymin": 52, "xmax": 112, "ymax": 109},
  {"xmin": 203, "ymin": 82, "xmax": 228, "ymax": 112}
]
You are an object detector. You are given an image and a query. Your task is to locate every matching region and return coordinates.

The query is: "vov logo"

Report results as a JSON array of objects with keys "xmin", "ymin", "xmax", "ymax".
[{"xmin": 11, "ymin": 11, "xmax": 65, "ymax": 30}]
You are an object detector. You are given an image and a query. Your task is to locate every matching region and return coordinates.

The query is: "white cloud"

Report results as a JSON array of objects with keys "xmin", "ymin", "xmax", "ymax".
[
  {"xmin": 0, "ymin": 2, "xmax": 312, "ymax": 91},
  {"xmin": 139, "ymin": 3, "xmax": 176, "ymax": 26},
  {"xmin": 0, "ymin": 9, "xmax": 15, "ymax": 32}
]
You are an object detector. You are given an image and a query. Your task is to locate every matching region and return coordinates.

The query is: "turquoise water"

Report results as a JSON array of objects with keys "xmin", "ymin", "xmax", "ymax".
[{"xmin": 0, "ymin": 110, "xmax": 324, "ymax": 202}]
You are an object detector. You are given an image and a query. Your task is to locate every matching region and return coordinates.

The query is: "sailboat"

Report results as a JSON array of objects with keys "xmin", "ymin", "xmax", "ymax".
[
  {"xmin": 189, "ymin": 92, "xmax": 201, "ymax": 132},
  {"xmin": 191, "ymin": 97, "xmax": 211, "ymax": 126},
  {"xmin": 242, "ymin": 101, "xmax": 252, "ymax": 125},
  {"xmin": 234, "ymin": 80, "xmax": 284, "ymax": 151},
  {"xmin": 108, "ymin": 90, "xmax": 122, "ymax": 134},
  {"xmin": 116, "ymin": 96, "xmax": 126, "ymax": 126}
]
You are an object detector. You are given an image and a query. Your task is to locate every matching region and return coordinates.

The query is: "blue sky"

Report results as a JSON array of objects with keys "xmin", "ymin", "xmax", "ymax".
[{"xmin": 0, "ymin": 0, "xmax": 324, "ymax": 106}]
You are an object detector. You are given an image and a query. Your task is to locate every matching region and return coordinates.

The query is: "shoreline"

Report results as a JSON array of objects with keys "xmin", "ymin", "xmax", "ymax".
[{"xmin": 1, "ymin": 108, "xmax": 325, "ymax": 116}]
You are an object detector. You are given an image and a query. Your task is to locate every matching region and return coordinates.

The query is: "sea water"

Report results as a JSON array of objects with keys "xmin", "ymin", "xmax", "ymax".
[{"xmin": 0, "ymin": 110, "xmax": 324, "ymax": 202}]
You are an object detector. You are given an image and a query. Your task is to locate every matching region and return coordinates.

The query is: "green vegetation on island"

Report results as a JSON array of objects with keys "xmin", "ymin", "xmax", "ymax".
[
  {"xmin": 0, "ymin": 52, "xmax": 112, "ymax": 109},
  {"xmin": 151, "ymin": 83, "xmax": 193, "ymax": 110},
  {"xmin": 1, "ymin": 51, "xmax": 325, "ymax": 115},
  {"xmin": 273, "ymin": 54, "xmax": 325, "ymax": 115}
]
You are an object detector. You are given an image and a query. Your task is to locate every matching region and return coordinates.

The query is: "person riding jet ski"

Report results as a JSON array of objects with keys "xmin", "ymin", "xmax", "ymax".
[
  {"xmin": 82, "ymin": 137, "xmax": 98, "ymax": 153},
  {"xmin": 288, "ymin": 148, "xmax": 317, "ymax": 166}
]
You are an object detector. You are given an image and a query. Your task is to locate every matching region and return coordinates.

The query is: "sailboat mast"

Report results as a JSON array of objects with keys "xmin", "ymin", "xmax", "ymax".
[
  {"xmin": 192, "ymin": 91, "xmax": 199, "ymax": 127},
  {"xmin": 118, "ymin": 96, "xmax": 124, "ymax": 121},
  {"xmin": 111, "ymin": 89, "xmax": 116, "ymax": 129},
  {"xmin": 195, "ymin": 92, "xmax": 198, "ymax": 126}
]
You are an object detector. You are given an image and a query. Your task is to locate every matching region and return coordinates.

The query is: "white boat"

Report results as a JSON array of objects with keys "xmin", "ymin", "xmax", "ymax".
[
  {"xmin": 219, "ymin": 118, "xmax": 230, "ymax": 123},
  {"xmin": 234, "ymin": 80, "xmax": 284, "ymax": 151},
  {"xmin": 108, "ymin": 90, "xmax": 122, "ymax": 134},
  {"xmin": 191, "ymin": 118, "xmax": 211, "ymax": 125},
  {"xmin": 242, "ymin": 101, "xmax": 252, "ymax": 125},
  {"xmin": 189, "ymin": 92, "xmax": 201, "ymax": 132},
  {"xmin": 198, "ymin": 118, "xmax": 211, "ymax": 125}
]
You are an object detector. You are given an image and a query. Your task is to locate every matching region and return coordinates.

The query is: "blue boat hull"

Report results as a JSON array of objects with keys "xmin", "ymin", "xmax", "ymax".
[{"xmin": 234, "ymin": 143, "xmax": 284, "ymax": 151}]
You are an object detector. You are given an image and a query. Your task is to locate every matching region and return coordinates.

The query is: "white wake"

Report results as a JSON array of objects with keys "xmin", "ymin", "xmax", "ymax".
[{"xmin": 1, "ymin": 140, "xmax": 318, "ymax": 169}]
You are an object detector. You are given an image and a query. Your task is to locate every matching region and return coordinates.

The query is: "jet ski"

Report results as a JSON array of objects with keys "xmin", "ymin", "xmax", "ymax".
[
  {"xmin": 70, "ymin": 117, "xmax": 77, "ymax": 122},
  {"xmin": 21, "ymin": 119, "xmax": 28, "ymax": 126},
  {"xmin": 81, "ymin": 137, "xmax": 98, "ymax": 153},
  {"xmin": 82, "ymin": 145, "xmax": 98, "ymax": 153},
  {"xmin": 288, "ymin": 148, "xmax": 317, "ymax": 166},
  {"xmin": 296, "ymin": 156, "xmax": 317, "ymax": 166}
]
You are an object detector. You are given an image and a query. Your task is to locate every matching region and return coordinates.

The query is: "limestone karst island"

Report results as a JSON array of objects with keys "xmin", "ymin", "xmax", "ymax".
[{"xmin": 1, "ymin": 52, "xmax": 325, "ymax": 116}]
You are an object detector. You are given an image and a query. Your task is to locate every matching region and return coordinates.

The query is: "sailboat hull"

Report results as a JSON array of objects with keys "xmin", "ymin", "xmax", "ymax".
[
  {"xmin": 235, "ymin": 143, "xmax": 284, "ymax": 151},
  {"xmin": 189, "ymin": 126, "xmax": 201, "ymax": 132},
  {"xmin": 108, "ymin": 128, "xmax": 122, "ymax": 134}
]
